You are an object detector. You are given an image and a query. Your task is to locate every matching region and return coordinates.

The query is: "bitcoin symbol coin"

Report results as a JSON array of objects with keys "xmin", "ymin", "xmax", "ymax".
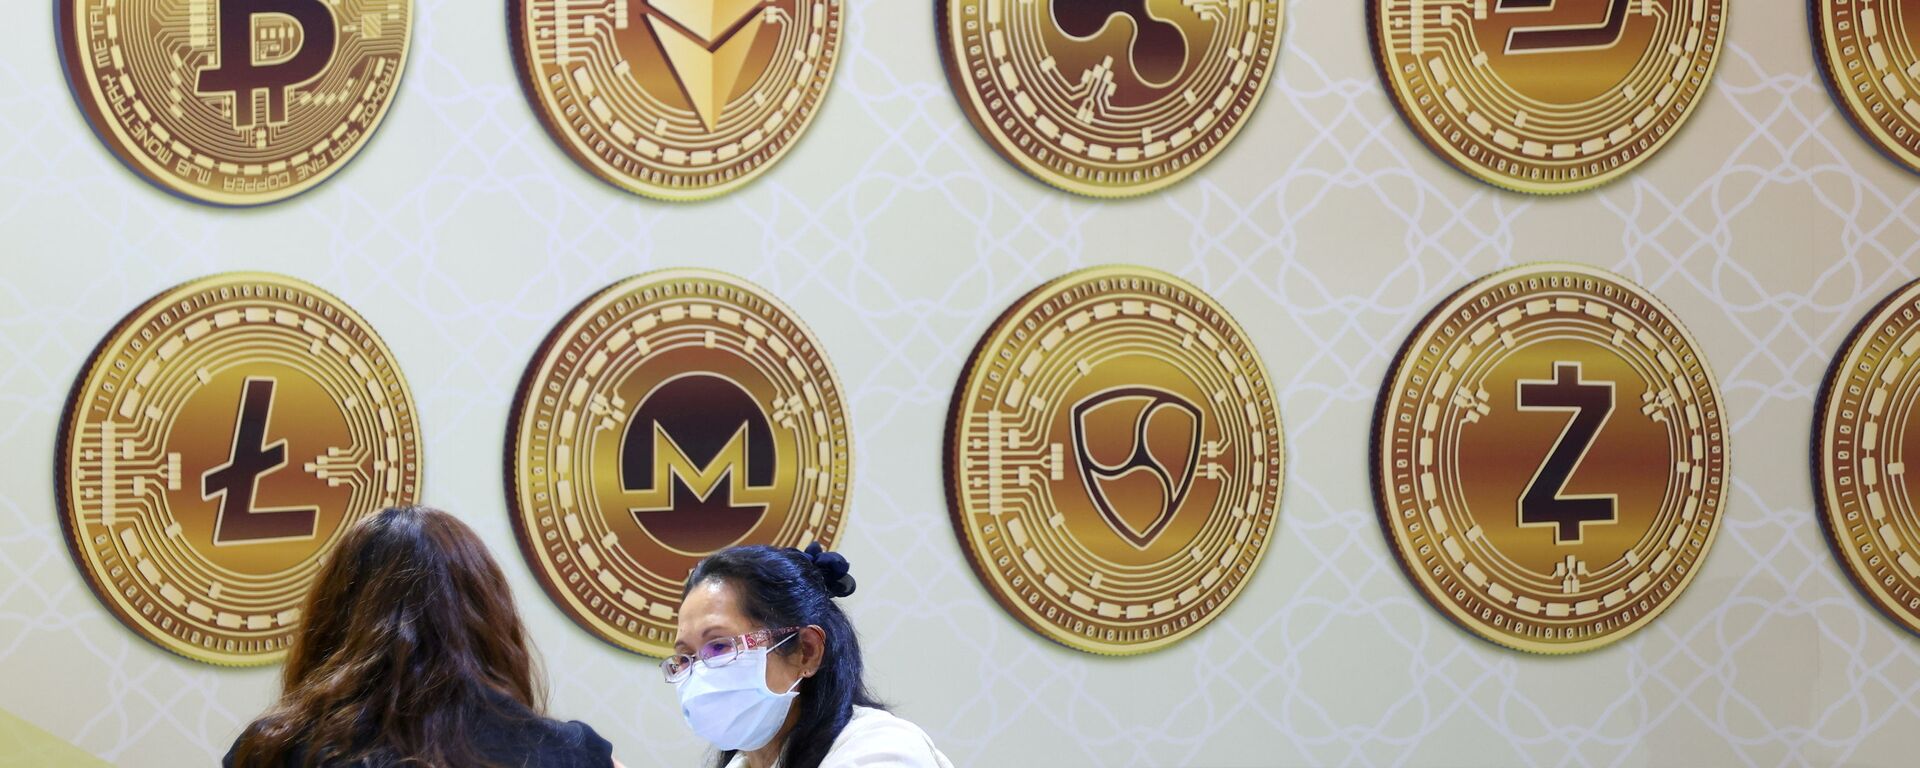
[
  {"xmin": 510, "ymin": 0, "xmax": 844, "ymax": 200},
  {"xmin": 508, "ymin": 270, "xmax": 850, "ymax": 656},
  {"xmin": 945, "ymin": 266, "xmax": 1283, "ymax": 654},
  {"xmin": 1370, "ymin": 0, "xmax": 1725, "ymax": 193},
  {"xmin": 1815, "ymin": 0, "xmax": 1920, "ymax": 175},
  {"xmin": 58, "ymin": 0, "xmax": 411, "ymax": 205},
  {"xmin": 938, "ymin": 0, "xmax": 1284, "ymax": 197},
  {"xmin": 1816, "ymin": 278, "xmax": 1920, "ymax": 637},
  {"xmin": 58, "ymin": 273, "xmax": 422, "ymax": 665},
  {"xmin": 1374, "ymin": 264, "xmax": 1728, "ymax": 653}
]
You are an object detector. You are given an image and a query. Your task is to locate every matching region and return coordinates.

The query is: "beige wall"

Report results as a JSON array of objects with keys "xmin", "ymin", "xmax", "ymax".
[{"xmin": 3, "ymin": 0, "xmax": 1918, "ymax": 765}]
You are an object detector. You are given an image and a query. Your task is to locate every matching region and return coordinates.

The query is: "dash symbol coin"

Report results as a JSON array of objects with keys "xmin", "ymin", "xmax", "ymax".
[
  {"xmin": 507, "ymin": 270, "xmax": 851, "ymax": 656},
  {"xmin": 58, "ymin": 273, "xmax": 423, "ymax": 665},
  {"xmin": 945, "ymin": 266, "xmax": 1283, "ymax": 655},
  {"xmin": 1373, "ymin": 263, "xmax": 1727, "ymax": 653}
]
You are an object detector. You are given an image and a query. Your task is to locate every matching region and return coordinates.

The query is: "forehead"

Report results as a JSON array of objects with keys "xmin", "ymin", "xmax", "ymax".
[{"xmin": 674, "ymin": 578, "xmax": 754, "ymax": 646}]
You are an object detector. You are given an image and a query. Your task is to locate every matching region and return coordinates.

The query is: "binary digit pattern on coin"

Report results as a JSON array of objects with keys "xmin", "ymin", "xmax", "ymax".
[
  {"xmin": 938, "ymin": 0, "xmax": 1283, "ymax": 197},
  {"xmin": 508, "ymin": 270, "xmax": 850, "ymax": 656},
  {"xmin": 1815, "ymin": 0, "xmax": 1920, "ymax": 175},
  {"xmin": 1370, "ymin": 0, "xmax": 1724, "ymax": 194},
  {"xmin": 511, "ymin": 0, "xmax": 843, "ymax": 200},
  {"xmin": 1373, "ymin": 264, "xmax": 1727, "ymax": 653},
  {"xmin": 1817, "ymin": 278, "xmax": 1920, "ymax": 638},
  {"xmin": 946, "ymin": 266, "xmax": 1283, "ymax": 655},
  {"xmin": 58, "ymin": 274, "xmax": 422, "ymax": 665},
  {"xmin": 58, "ymin": 0, "xmax": 411, "ymax": 205}
]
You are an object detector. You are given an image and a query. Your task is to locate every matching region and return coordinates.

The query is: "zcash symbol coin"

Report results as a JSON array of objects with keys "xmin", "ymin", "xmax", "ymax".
[
  {"xmin": 58, "ymin": 273, "xmax": 423, "ymax": 665},
  {"xmin": 58, "ymin": 0, "xmax": 412, "ymax": 205},
  {"xmin": 937, "ymin": 0, "xmax": 1284, "ymax": 197},
  {"xmin": 508, "ymin": 270, "xmax": 851, "ymax": 656},
  {"xmin": 1373, "ymin": 264, "xmax": 1728, "ymax": 653},
  {"xmin": 1816, "ymin": 277, "xmax": 1920, "ymax": 638},
  {"xmin": 510, "ymin": 0, "xmax": 844, "ymax": 200},
  {"xmin": 1369, "ymin": 0, "xmax": 1725, "ymax": 194},
  {"xmin": 1815, "ymin": 0, "xmax": 1920, "ymax": 175},
  {"xmin": 945, "ymin": 266, "xmax": 1284, "ymax": 655}
]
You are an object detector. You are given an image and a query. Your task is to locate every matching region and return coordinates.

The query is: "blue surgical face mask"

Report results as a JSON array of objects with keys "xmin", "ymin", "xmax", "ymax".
[{"xmin": 677, "ymin": 634, "xmax": 802, "ymax": 752}]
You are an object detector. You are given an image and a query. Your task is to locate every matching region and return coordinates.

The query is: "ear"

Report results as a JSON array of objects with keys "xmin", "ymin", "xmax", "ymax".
[{"xmin": 798, "ymin": 625, "xmax": 827, "ymax": 677}]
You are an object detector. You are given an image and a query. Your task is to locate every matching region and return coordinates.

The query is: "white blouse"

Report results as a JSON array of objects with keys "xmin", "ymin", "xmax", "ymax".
[{"xmin": 722, "ymin": 706, "xmax": 953, "ymax": 768}]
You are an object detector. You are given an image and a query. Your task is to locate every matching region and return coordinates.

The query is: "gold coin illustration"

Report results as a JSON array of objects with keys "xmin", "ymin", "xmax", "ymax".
[
  {"xmin": 58, "ymin": 0, "xmax": 412, "ymax": 205},
  {"xmin": 1816, "ymin": 277, "xmax": 1920, "ymax": 637},
  {"xmin": 511, "ymin": 0, "xmax": 844, "ymax": 200},
  {"xmin": 1370, "ymin": 0, "xmax": 1725, "ymax": 194},
  {"xmin": 58, "ymin": 273, "xmax": 423, "ymax": 665},
  {"xmin": 945, "ymin": 266, "xmax": 1283, "ymax": 655},
  {"xmin": 1815, "ymin": 0, "xmax": 1920, "ymax": 175},
  {"xmin": 938, "ymin": 0, "xmax": 1284, "ymax": 197},
  {"xmin": 507, "ymin": 270, "xmax": 851, "ymax": 656},
  {"xmin": 1373, "ymin": 263, "xmax": 1727, "ymax": 653}
]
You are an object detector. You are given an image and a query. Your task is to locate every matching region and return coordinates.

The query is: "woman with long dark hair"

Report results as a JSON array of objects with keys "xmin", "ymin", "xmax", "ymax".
[
  {"xmin": 225, "ymin": 505, "xmax": 619, "ymax": 768},
  {"xmin": 667, "ymin": 543, "xmax": 950, "ymax": 768}
]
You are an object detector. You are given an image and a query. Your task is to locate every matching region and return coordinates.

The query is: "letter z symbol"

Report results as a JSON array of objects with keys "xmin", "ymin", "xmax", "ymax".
[
  {"xmin": 1497, "ymin": 0, "xmax": 1632, "ymax": 55},
  {"xmin": 1516, "ymin": 362, "xmax": 1617, "ymax": 544}
]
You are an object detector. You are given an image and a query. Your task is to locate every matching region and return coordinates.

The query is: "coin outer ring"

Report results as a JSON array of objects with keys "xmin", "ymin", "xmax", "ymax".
[
  {"xmin": 1811, "ymin": 0, "xmax": 1920, "ymax": 176},
  {"xmin": 942, "ymin": 264, "xmax": 1285, "ymax": 655},
  {"xmin": 56, "ymin": 272, "xmax": 424, "ymax": 666},
  {"xmin": 935, "ymin": 0, "xmax": 1286, "ymax": 199},
  {"xmin": 1369, "ymin": 262, "xmax": 1730, "ymax": 654},
  {"xmin": 1365, "ymin": 0, "xmax": 1728, "ymax": 195},
  {"xmin": 1814, "ymin": 276, "xmax": 1920, "ymax": 639},
  {"xmin": 507, "ymin": 0, "xmax": 846, "ymax": 202},
  {"xmin": 505, "ymin": 268, "xmax": 853, "ymax": 656},
  {"xmin": 56, "ymin": 0, "xmax": 415, "ymax": 207}
]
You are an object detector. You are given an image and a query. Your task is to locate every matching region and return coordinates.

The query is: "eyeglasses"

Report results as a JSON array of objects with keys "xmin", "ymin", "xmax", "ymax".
[{"xmin": 661, "ymin": 626, "xmax": 804, "ymax": 683}]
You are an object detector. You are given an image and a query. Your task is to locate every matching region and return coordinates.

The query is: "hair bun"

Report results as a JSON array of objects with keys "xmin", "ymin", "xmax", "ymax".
[{"xmin": 801, "ymin": 542, "xmax": 856, "ymax": 598}]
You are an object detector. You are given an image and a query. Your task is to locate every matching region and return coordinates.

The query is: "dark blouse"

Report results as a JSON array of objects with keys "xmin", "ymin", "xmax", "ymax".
[{"xmin": 221, "ymin": 701, "xmax": 614, "ymax": 768}]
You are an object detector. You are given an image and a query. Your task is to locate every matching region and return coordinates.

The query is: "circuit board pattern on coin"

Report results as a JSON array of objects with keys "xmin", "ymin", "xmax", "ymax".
[
  {"xmin": 938, "ymin": 0, "xmax": 1284, "ymax": 197},
  {"xmin": 58, "ymin": 0, "xmax": 412, "ymax": 205},
  {"xmin": 508, "ymin": 270, "xmax": 850, "ymax": 656},
  {"xmin": 1374, "ymin": 264, "xmax": 1727, "ymax": 653},
  {"xmin": 1815, "ymin": 0, "xmax": 1920, "ymax": 175},
  {"xmin": 1370, "ymin": 0, "xmax": 1724, "ymax": 193},
  {"xmin": 511, "ymin": 0, "xmax": 843, "ymax": 200},
  {"xmin": 1817, "ymin": 278, "xmax": 1920, "ymax": 638},
  {"xmin": 58, "ymin": 274, "xmax": 422, "ymax": 665},
  {"xmin": 946, "ymin": 266, "xmax": 1283, "ymax": 655}
]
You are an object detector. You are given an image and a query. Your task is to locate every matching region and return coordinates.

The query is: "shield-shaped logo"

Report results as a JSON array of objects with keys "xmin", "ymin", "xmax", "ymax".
[{"xmin": 1070, "ymin": 387, "xmax": 1202, "ymax": 549}]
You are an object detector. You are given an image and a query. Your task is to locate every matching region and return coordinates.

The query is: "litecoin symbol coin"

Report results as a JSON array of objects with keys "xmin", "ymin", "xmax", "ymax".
[
  {"xmin": 1374, "ymin": 264, "xmax": 1727, "ymax": 653},
  {"xmin": 1816, "ymin": 0, "xmax": 1920, "ymax": 175},
  {"xmin": 57, "ymin": 274, "xmax": 422, "ymax": 665},
  {"xmin": 1817, "ymin": 278, "xmax": 1920, "ymax": 638},
  {"xmin": 511, "ymin": 0, "xmax": 843, "ymax": 200},
  {"xmin": 58, "ymin": 0, "xmax": 412, "ymax": 205},
  {"xmin": 1370, "ymin": 0, "xmax": 1724, "ymax": 194},
  {"xmin": 938, "ymin": 0, "xmax": 1283, "ymax": 197},
  {"xmin": 946, "ymin": 266, "xmax": 1283, "ymax": 654},
  {"xmin": 508, "ymin": 270, "xmax": 851, "ymax": 656}
]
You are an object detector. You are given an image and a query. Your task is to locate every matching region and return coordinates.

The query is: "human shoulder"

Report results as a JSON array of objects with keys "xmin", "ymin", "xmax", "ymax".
[{"xmin": 820, "ymin": 706, "xmax": 953, "ymax": 768}]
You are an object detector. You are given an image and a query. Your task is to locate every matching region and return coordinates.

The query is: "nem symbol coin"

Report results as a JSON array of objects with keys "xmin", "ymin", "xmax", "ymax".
[
  {"xmin": 507, "ymin": 270, "xmax": 852, "ymax": 656},
  {"xmin": 1370, "ymin": 0, "xmax": 1725, "ymax": 193},
  {"xmin": 59, "ymin": 0, "xmax": 412, "ymax": 205},
  {"xmin": 1816, "ymin": 277, "xmax": 1920, "ymax": 639},
  {"xmin": 1815, "ymin": 0, "xmax": 1920, "ymax": 175},
  {"xmin": 1373, "ymin": 263, "xmax": 1728, "ymax": 653},
  {"xmin": 938, "ymin": 0, "xmax": 1285, "ymax": 197},
  {"xmin": 58, "ymin": 273, "xmax": 423, "ymax": 665},
  {"xmin": 511, "ymin": 0, "xmax": 844, "ymax": 200},
  {"xmin": 945, "ymin": 266, "xmax": 1284, "ymax": 655}
]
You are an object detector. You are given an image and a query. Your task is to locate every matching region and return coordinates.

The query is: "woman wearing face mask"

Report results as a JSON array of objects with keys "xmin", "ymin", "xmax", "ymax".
[
  {"xmin": 225, "ymin": 506, "xmax": 621, "ymax": 767},
  {"xmin": 667, "ymin": 543, "xmax": 952, "ymax": 768}
]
